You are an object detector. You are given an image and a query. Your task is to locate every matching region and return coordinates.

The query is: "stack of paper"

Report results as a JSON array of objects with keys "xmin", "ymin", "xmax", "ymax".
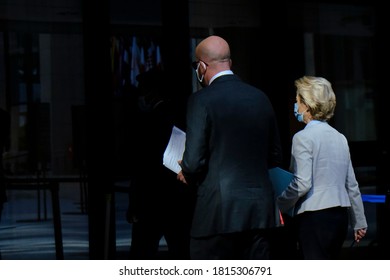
[{"xmin": 163, "ymin": 126, "xmax": 186, "ymax": 174}]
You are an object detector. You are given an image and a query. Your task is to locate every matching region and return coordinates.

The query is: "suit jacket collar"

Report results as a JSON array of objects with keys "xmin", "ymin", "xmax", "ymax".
[{"xmin": 209, "ymin": 70, "xmax": 234, "ymax": 84}]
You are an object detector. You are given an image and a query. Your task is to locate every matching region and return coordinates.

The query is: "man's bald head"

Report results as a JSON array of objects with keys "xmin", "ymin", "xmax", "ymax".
[{"xmin": 196, "ymin": 35, "xmax": 231, "ymax": 64}]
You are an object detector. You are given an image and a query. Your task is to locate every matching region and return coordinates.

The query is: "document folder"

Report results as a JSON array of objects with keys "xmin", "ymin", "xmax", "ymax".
[
  {"xmin": 268, "ymin": 167, "xmax": 293, "ymax": 196},
  {"xmin": 269, "ymin": 167, "xmax": 294, "ymax": 219}
]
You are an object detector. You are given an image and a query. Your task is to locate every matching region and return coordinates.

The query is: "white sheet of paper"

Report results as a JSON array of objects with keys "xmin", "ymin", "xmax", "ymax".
[{"xmin": 163, "ymin": 126, "xmax": 186, "ymax": 174}]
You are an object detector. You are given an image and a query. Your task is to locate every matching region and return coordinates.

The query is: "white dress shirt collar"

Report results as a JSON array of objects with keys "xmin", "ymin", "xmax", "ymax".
[{"xmin": 209, "ymin": 70, "xmax": 234, "ymax": 84}]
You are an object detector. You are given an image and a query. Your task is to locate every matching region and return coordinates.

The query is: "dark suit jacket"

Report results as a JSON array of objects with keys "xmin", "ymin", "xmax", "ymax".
[{"xmin": 181, "ymin": 74, "xmax": 282, "ymax": 238}]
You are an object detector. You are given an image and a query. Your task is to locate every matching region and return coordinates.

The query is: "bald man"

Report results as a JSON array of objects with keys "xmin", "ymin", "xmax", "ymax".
[{"xmin": 177, "ymin": 35, "xmax": 283, "ymax": 259}]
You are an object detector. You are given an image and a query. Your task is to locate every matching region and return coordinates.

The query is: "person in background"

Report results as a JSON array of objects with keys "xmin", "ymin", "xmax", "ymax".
[
  {"xmin": 126, "ymin": 68, "xmax": 195, "ymax": 259},
  {"xmin": 277, "ymin": 76, "xmax": 367, "ymax": 259},
  {"xmin": 177, "ymin": 35, "xmax": 283, "ymax": 260}
]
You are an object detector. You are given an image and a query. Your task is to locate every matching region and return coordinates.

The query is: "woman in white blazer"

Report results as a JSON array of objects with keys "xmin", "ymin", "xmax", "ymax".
[{"xmin": 277, "ymin": 76, "xmax": 367, "ymax": 259}]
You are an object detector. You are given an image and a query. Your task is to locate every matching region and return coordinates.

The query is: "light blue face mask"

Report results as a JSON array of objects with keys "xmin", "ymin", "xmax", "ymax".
[{"xmin": 294, "ymin": 103, "xmax": 304, "ymax": 122}]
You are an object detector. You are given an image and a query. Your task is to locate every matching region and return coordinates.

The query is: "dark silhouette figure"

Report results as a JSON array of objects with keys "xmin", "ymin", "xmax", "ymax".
[{"xmin": 126, "ymin": 69, "xmax": 195, "ymax": 259}]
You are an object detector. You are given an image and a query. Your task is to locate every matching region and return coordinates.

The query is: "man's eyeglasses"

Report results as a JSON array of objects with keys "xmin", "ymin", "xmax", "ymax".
[{"xmin": 191, "ymin": 60, "xmax": 208, "ymax": 70}]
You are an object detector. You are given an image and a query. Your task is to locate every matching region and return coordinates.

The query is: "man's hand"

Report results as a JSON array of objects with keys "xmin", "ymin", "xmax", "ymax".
[
  {"xmin": 177, "ymin": 170, "xmax": 188, "ymax": 184},
  {"xmin": 176, "ymin": 160, "xmax": 188, "ymax": 184}
]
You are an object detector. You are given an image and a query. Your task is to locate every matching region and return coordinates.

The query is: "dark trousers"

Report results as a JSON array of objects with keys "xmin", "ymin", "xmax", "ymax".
[
  {"xmin": 130, "ymin": 218, "xmax": 191, "ymax": 260},
  {"xmin": 190, "ymin": 229, "xmax": 271, "ymax": 260},
  {"xmin": 297, "ymin": 207, "xmax": 348, "ymax": 259},
  {"xmin": 269, "ymin": 214, "xmax": 300, "ymax": 259}
]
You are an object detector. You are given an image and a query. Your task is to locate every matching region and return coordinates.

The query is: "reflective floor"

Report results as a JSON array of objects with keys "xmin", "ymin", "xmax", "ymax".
[
  {"xmin": 0, "ymin": 182, "xmax": 135, "ymax": 260},
  {"xmin": 0, "ymin": 183, "xmax": 383, "ymax": 260}
]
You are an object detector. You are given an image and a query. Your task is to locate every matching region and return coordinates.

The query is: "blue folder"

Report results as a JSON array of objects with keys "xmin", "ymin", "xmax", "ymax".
[
  {"xmin": 269, "ymin": 167, "xmax": 294, "ymax": 219},
  {"xmin": 268, "ymin": 167, "xmax": 293, "ymax": 196}
]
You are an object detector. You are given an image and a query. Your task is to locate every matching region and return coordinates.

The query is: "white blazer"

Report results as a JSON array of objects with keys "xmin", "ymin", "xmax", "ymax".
[{"xmin": 277, "ymin": 121, "xmax": 367, "ymax": 230}]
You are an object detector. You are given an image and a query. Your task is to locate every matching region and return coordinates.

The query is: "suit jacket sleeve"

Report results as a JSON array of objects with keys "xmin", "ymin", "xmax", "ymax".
[{"xmin": 181, "ymin": 93, "xmax": 209, "ymax": 186}]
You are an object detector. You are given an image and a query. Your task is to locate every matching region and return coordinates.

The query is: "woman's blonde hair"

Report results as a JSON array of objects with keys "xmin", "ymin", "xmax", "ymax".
[{"xmin": 295, "ymin": 76, "xmax": 336, "ymax": 121}]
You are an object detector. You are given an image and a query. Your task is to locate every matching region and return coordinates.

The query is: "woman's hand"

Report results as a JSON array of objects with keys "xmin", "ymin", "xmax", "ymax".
[{"xmin": 354, "ymin": 228, "xmax": 367, "ymax": 243}]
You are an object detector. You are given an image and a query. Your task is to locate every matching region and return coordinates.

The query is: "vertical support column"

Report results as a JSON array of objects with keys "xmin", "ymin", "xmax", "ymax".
[
  {"xmin": 82, "ymin": 0, "xmax": 116, "ymax": 260},
  {"xmin": 374, "ymin": 3, "xmax": 390, "ymax": 257},
  {"xmin": 161, "ymin": 0, "xmax": 192, "ymax": 128},
  {"xmin": 50, "ymin": 182, "xmax": 64, "ymax": 260}
]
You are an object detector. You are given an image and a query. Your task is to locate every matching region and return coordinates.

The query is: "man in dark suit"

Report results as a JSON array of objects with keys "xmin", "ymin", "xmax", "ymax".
[{"xmin": 177, "ymin": 35, "xmax": 283, "ymax": 259}]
